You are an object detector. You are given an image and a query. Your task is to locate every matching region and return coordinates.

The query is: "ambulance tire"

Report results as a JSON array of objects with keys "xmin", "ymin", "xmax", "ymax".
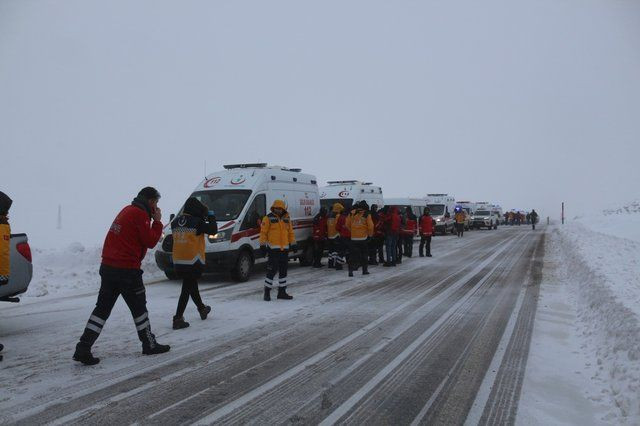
[
  {"xmin": 299, "ymin": 242, "xmax": 314, "ymax": 266},
  {"xmin": 231, "ymin": 249, "xmax": 254, "ymax": 282},
  {"xmin": 164, "ymin": 270, "xmax": 179, "ymax": 280}
]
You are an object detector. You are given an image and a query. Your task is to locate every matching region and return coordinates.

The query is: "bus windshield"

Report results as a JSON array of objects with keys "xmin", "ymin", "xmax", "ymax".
[{"xmin": 190, "ymin": 190, "xmax": 252, "ymax": 221}]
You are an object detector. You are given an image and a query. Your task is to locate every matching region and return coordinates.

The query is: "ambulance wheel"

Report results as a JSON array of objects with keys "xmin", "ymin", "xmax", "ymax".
[
  {"xmin": 232, "ymin": 250, "xmax": 253, "ymax": 282},
  {"xmin": 164, "ymin": 270, "xmax": 179, "ymax": 280},
  {"xmin": 299, "ymin": 243, "xmax": 314, "ymax": 266}
]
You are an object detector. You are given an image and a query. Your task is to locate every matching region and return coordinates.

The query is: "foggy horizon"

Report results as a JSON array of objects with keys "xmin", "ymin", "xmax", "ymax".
[{"xmin": 2, "ymin": 0, "xmax": 639, "ymax": 248}]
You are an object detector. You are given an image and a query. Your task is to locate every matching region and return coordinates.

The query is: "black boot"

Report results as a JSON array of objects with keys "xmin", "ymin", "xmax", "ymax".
[
  {"xmin": 348, "ymin": 269, "xmax": 354, "ymax": 277},
  {"xmin": 277, "ymin": 286, "xmax": 293, "ymax": 300},
  {"xmin": 264, "ymin": 286, "xmax": 271, "ymax": 301},
  {"xmin": 198, "ymin": 305, "xmax": 212, "ymax": 320},
  {"xmin": 73, "ymin": 343, "xmax": 100, "ymax": 365},
  {"xmin": 140, "ymin": 329, "xmax": 170, "ymax": 355},
  {"xmin": 173, "ymin": 316, "xmax": 190, "ymax": 330},
  {"xmin": 328, "ymin": 259, "xmax": 334, "ymax": 268},
  {"xmin": 362, "ymin": 267, "xmax": 370, "ymax": 275}
]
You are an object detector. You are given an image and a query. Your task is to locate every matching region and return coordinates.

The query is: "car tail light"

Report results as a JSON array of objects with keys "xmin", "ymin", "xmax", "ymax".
[{"xmin": 17, "ymin": 242, "xmax": 32, "ymax": 262}]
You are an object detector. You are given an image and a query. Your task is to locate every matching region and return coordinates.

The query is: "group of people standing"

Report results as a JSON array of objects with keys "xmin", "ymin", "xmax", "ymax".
[
  {"xmin": 504, "ymin": 210, "xmax": 539, "ymax": 229},
  {"xmin": 309, "ymin": 202, "xmax": 436, "ymax": 277}
]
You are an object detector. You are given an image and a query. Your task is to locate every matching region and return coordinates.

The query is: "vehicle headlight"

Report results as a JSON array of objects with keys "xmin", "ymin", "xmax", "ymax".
[
  {"xmin": 208, "ymin": 229, "xmax": 232, "ymax": 243},
  {"xmin": 436, "ymin": 218, "xmax": 442, "ymax": 222}
]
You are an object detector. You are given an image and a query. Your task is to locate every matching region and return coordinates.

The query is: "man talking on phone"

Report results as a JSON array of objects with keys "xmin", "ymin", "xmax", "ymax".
[{"xmin": 73, "ymin": 187, "xmax": 170, "ymax": 365}]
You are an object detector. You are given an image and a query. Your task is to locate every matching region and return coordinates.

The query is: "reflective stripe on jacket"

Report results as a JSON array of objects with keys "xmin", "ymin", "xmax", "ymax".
[
  {"xmin": 346, "ymin": 210, "xmax": 374, "ymax": 241},
  {"xmin": 260, "ymin": 213, "xmax": 296, "ymax": 250}
]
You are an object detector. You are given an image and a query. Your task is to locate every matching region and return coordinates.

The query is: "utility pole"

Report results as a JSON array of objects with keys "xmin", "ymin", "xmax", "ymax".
[
  {"xmin": 561, "ymin": 202, "xmax": 565, "ymax": 225},
  {"xmin": 57, "ymin": 204, "xmax": 62, "ymax": 230}
]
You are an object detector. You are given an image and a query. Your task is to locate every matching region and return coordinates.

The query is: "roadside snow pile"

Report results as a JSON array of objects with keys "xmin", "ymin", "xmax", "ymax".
[
  {"xmin": 555, "ymin": 202, "xmax": 640, "ymax": 422},
  {"xmin": 26, "ymin": 243, "xmax": 164, "ymax": 300}
]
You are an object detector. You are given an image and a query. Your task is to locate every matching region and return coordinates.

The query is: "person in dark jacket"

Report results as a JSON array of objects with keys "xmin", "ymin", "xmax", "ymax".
[
  {"xmin": 384, "ymin": 207, "xmax": 401, "ymax": 267},
  {"xmin": 368, "ymin": 204, "xmax": 385, "ymax": 265},
  {"xmin": 171, "ymin": 197, "xmax": 218, "ymax": 329},
  {"xmin": 311, "ymin": 207, "xmax": 328, "ymax": 268},
  {"xmin": 0, "ymin": 191, "xmax": 12, "ymax": 361},
  {"xmin": 530, "ymin": 209, "xmax": 539, "ymax": 230},
  {"xmin": 73, "ymin": 187, "xmax": 169, "ymax": 365}
]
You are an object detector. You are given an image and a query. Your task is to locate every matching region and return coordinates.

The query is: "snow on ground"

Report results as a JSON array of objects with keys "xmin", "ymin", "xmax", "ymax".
[
  {"xmin": 519, "ymin": 202, "xmax": 640, "ymax": 424},
  {"xmin": 25, "ymin": 244, "xmax": 165, "ymax": 300}
]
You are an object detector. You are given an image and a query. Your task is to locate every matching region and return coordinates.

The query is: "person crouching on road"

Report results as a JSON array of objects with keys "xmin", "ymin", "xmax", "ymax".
[
  {"xmin": 454, "ymin": 207, "xmax": 465, "ymax": 237},
  {"xmin": 312, "ymin": 207, "xmax": 328, "ymax": 268},
  {"xmin": 346, "ymin": 201, "xmax": 374, "ymax": 277},
  {"xmin": 171, "ymin": 197, "xmax": 218, "ymax": 330},
  {"xmin": 260, "ymin": 200, "xmax": 297, "ymax": 301},
  {"xmin": 0, "ymin": 191, "xmax": 13, "ymax": 361},
  {"xmin": 326, "ymin": 203, "xmax": 343, "ymax": 269},
  {"xmin": 419, "ymin": 208, "xmax": 434, "ymax": 257},
  {"xmin": 73, "ymin": 187, "xmax": 169, "ymax": 366}
]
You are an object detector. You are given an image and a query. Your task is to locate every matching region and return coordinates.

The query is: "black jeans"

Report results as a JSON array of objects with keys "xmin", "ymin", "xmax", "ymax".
[
  {"xmin": 265, "ymin": 249, "xmax": 289, "ymax": 288},
  {"xmin": 419, "ymin": 236, "xmax": 432, "ymax": 256},
  {"xmin": 368, "ymin": 236, "xmax": 384, "ymax": 264},
  {"xmin": 403, "ymin": 235, "xmax": 414, "ymax": 257},
  {"xmin": 176, "ymin": 275, "xmax": 205, "ymax": 317},
  {"xmin": 349, "ymin": 240, "xmax": 368, "ymax": 273},
  {"xmin": 456, "ymin": 223, "xmax": 464, "ymax": 237},
  {"xmin": 78, "ymin": 265, "xmax": 150, "ymax": 349}
]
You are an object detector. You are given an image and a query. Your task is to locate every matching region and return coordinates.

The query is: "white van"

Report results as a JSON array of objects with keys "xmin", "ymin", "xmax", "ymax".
[
  {"xmin": 425, "ymin": 194, "xmax": 456, "ymax": 235},
  {"xmin": 385, "ymin": 198, "xmax": 428, "ymax": 240},
  {"xmin": 319, "ymin": 181, "xmax": 384, "ymax": 211},
  {"xmin": 155, "ymin": 163, "xmax": 320, "ymax": 282}
]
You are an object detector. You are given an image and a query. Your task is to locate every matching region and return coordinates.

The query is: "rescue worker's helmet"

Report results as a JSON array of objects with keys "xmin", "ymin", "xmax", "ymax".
[{"xmin": 271, "ymin": 199, "xmax": 287, "ymax": 212}]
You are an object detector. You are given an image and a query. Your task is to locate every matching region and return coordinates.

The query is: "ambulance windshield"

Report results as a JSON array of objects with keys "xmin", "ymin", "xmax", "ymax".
[
  {"xmin": 427, "ymin": 204, "xmax": 445, "ymax": 215},
  {"xmin": 191, "ymin": 190, "xmax": 252, "ymax": 221},
  {"xmin": 475, "ymin": 210, "xmax": 490, "ymax": 216}
]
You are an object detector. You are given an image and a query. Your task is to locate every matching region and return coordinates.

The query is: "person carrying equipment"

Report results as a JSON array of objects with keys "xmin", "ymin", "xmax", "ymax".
[
  {"xmin": 259, "ymin": 200, "xmax": 297, "ymax": 301},
  {"xmin": 171, "ymin": 197, "xmax": 218, "ymax": 330}
]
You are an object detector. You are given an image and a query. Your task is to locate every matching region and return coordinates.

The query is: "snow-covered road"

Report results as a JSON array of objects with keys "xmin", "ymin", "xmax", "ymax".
[{"xmin": 0, "ymin": 227, "xmax": 544, "ymax": 425}]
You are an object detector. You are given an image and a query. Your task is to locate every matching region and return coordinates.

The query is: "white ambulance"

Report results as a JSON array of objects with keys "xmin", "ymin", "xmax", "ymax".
[
  {"xmin": 155, "ymin": 164, "xmax": 320, "ymax": 282},
  {"xmin": 319, "ymin": 181, "xmax": 384, "ymax": 211},
  {"xmin": 425, "ymin": 194, "xmax": 456, "ymax": 235}
]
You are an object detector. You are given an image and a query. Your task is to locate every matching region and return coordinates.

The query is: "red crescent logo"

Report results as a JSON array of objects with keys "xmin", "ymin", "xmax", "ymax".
[
  {"xmin": 339, "ymin": 191, "xmax": 349, "ymax": 198},
  {"xmin": 204, "ymin": 177, "xmax": 221, "ymax": 188}
]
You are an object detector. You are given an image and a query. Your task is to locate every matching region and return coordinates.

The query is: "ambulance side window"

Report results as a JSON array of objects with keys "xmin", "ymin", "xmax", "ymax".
[{"xmin": 241, "ymin": 194, "xmax": 266, "ymax": 231}]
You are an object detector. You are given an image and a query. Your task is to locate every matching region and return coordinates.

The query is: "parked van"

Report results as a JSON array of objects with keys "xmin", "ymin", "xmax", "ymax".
[
  {"xmin": 385, "ymin": 198, "xmax": 428, "ymax": 240},
  {"xmin": 319, "ymin": 181, "xmax": 384, "ymax": 211},
  {"xmin": 425, "ymin": 194, "xmax": 456, "ymax": 235},
  {"xmin": 155, "ymin": 163, "xmax": 320, "ymax": 282}
]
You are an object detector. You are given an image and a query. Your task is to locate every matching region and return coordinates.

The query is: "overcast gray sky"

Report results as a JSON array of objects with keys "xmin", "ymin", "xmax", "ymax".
[{"xmin": 1, "ymin": 0, "xmax": 639, "ymax": 247}]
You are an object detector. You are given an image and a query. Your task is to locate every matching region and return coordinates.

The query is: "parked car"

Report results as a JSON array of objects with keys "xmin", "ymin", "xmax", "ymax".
[
  {"xmin": 471, "ymin": 209, "xmax": 498, "ymax": 230},
  {"xmin": 156, "ymin": 163, "xmax": 320, "ymax": 282},
  {"xmin": 0, "ymin": 233, "xmax": 33, "ymax": 302}
]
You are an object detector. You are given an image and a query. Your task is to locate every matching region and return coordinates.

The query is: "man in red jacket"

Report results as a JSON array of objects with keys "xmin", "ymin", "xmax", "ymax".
[
  {"xmin": 311, "ymin": 207, "xmax": 328, "ymax": 268},
  {"xmin": 419, "ymin": 207, "xmax": 435, "ymax": 257},
  {"xmin": 335, "ymin": 206, "xmax": 351, "ymax": 270},
  {"xmin": 384, "ymin": 207, "xmax": 401, "ymax": 267},
  {"xmin": 73, "ymin": 187, "xmax": 170, "ymax": 365}
]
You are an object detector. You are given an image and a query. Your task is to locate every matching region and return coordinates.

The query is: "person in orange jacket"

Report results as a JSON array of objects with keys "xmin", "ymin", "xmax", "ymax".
[
  {"xmin": 454, "ymin": 206, "xmax": 465, "ymax": 237},
  {"xmin": 259, "ymin": 199, "xmax": 297, "ymax": 301},
  {"xmin": 326, "ymin": 203, "xmax": 344, "ymax": 269},
  {"xmin": 419, "ymin": 207, "xmax": 434, "ymax": 257},
  {"xmin": 346, "ymin": 201, "xmax": 374, "ymax": 277},
  {"xmin": 0, "ymin": 191, "xmax": 12, "ymax": 361}
]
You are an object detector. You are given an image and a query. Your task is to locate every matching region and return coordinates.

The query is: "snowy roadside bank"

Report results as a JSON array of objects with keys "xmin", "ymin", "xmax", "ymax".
[
  {"xmin": 23, "ymin": 244, "xmax": 164, "ymax": 300},
  {"xmin": 520, "ymin": 205, "xmax": 640, "ymax": 424}
]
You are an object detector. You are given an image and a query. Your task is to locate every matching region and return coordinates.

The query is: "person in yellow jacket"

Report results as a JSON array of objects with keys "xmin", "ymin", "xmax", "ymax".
[
  {"xmin": 346, "ymin": 201, "xmax": 374, "ymax": 277},
  {"xmin": 259, "ymin": 199, "xmax": 297, "ymax": 301},
  {"xmin": 326, "ymin": 202, "xmax": 344, "ymax": 269},
  {"xmin": 454, "ymin": 206, "xmax": 465, "ymax": 238},
  {"xmin": 0, "ymin": 191, "xmax": 12, "ymax": 360}
]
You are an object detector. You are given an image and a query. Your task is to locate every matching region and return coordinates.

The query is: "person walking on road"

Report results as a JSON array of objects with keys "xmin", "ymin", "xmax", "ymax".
[
  {"xmin": 259, "ymin": 200, "xmax": 297, "ymax": 301},
  {"xmin": 419, "ymin": 207, "xmax": 434, "ymax": 257},
  {"xmin": 311, "ymin": 207, "xmax": 328, "ymax": 268},
  {"xmin": 0, "ymin": 191, "xmax": 13, "ymax": 361},
  {"xmin": 346, "ymin": 201, "xmax": 374, "ymax": 277},
  {"xmin": 171, "ymin": 197, "xmax": 218, "ymax": 330},
  {"xmin": 73, "ymin": 187, "xmax": 170, "ymax": 366},
  {"xmin": 530, "ymin": 209, "xmax": 539, "ymax": 230},
  {"xmin": 454, "ymin": 206, "xmax": 465, "ymax": 237}
]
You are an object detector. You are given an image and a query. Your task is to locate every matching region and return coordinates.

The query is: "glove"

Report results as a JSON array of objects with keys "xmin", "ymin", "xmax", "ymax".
[
  {"xmin": 260, "ymin": 245, "xmax": 268, "ymax": 256},
  {"xmin": 290, "ymin": 244, "xmax": 299, "ymax": 252}
]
